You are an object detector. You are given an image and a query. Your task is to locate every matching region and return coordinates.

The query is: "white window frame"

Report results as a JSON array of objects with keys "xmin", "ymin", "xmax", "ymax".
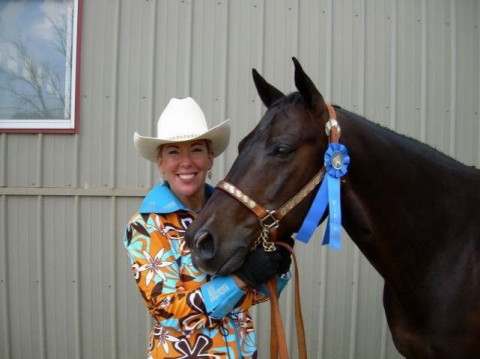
[{"xmin": 0, "ymin": 0, "xmax": 82, "ymax": 134}]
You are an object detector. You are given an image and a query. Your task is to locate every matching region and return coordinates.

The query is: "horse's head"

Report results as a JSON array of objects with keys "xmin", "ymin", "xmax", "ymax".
[{"xmin": 185, "ymin": 58, "xmax": 332, "ymax": 275}]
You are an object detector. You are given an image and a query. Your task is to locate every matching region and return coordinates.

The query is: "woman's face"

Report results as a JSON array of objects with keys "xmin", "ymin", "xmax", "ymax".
[{"xmin": 157, "ymin": 140, "xmax": 214, "ymax": 207}]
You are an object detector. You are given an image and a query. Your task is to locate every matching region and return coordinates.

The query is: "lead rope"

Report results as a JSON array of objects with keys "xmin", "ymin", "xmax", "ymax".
[{"xmin": 267, "ymin": 240, "xmax": 306, "ymax": 359}]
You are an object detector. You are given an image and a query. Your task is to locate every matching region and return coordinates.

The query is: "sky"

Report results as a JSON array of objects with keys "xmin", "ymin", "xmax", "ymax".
[{"xmin": 0, "ymin": 0, "xmax": 71, "ymax": 68}]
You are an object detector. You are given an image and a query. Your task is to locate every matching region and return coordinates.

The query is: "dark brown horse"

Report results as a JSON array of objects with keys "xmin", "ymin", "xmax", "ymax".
[{"xmin": 185, "ymin": 58, "xmax": 480, "ymax": 358}]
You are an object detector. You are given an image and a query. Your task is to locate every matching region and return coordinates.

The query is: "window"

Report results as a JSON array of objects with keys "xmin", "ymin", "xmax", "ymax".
[{"xmin": 0, "ymin": 0, "xmax": 82, "ymax": 133}]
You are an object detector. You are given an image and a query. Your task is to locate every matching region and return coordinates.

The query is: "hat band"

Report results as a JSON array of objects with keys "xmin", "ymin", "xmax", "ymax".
[{"xmin": 166, "ymin": 133, "xmax": 200, "ymax": 141}]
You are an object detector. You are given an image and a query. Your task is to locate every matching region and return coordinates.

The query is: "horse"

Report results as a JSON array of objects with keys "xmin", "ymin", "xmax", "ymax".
[{"xmin": 185, "ymin": 57, "xmax": 480, "ymax": 359}]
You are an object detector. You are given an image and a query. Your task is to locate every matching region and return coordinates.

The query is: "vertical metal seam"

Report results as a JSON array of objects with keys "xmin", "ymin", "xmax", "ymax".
[
  {"xmin": 294, "ymin": 0, "xmax": 299, "ymax": 64},
  {"xmin": 148, "ymin": 0, "xmax": 158, "ymax": 189},
  {"xmin": 449, "ymin": 0, "xmax": 457, "ymax": 157},
  {"xmin": 420, "ymin": 0, "xmax": 428, "ymax": 142},
  {"xmin": 390, "ymin": 0, "xmax": 397, "ymax": 130},
  {"xmin": 109, "ymin": 0, "xmax": 121, "ymax": 190},
  {"xmin": 358, "ymin": 0, "xmax": 366, "ymax": 115},
  {"xmin": 14, "ymin": 198, "xmax": 20, "ymax": 358},
  {"xmin": 74, "ymin": 135, "xmax": 80, "ymax": 189},
  {"xmin": 74, "ymin": 195, "xmax": 81, "ymax": 359},
  {"xmin": 36, "ymin": 134, "xmax": 43, "ymax": 187},
  {"xmin": 317, "ymin": 247, "xmax": 327, "ymax": 359},
  {"xmin": 325, "ymin": 0, "xmax": 333, "ymax": 102},
  {"xmin": 187, "ymin": 0, "xmax": 194, "ymax": 94},
  {"xmin": 109, "ymin": 0, "xmax": 122, "ymax": 354},
  {"xmin": 1, "ymin": 134, "xmax": 6, "ymax": 187},
  {"xmin": 349, "ymin": 249, "xmax": 360, "ymax": 359},
  {"xmin": 1, "ymin": 195, "xmax": 11, "ymax": 359},
  {"xmin": 110, "ymin": 196, "xmax": 118, "ymax": 359},
  {"xmin": 37, "ymin": 195, "xmax": 47, "ymax": 359},
  {"xmin": 260, "ymin": 0, "xmax": 266, "ymax": 74}
]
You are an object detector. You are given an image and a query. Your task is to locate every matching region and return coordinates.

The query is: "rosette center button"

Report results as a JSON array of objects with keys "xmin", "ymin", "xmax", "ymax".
[{"xmin": 331, "ymin": 151, "xmax": 343, "ymax": 170}]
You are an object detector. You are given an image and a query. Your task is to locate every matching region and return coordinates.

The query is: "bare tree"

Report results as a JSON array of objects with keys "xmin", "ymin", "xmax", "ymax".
[{"xmin": 0, "ymin": 3, "xmax": 72, "ymax": 119}]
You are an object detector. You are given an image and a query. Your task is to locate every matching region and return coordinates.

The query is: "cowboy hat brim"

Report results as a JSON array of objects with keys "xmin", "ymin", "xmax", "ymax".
[{"xmin": 134, "ymin": 119, "xmax": 230, "ymax": 162}]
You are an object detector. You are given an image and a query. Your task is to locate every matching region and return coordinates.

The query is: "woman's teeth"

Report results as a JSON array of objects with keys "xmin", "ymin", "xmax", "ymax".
[{"xmin": 179, "ymin": 174, "xmax": 194, "ymax": 180}]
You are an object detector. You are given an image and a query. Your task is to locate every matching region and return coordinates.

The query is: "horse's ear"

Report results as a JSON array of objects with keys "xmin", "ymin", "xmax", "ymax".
[
  {"xmin": 252, "ymin": 68, "xmax": 285, "ymax": 108},
  {"xmin": 292, "ymin": 57, "xmax": 326, "ymax": 114}
]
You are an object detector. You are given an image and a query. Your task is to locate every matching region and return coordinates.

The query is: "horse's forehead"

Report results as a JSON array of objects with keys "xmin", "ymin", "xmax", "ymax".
[
  {"xmin": 240, "ymin": 103, "xmax": 318, "ymax": 150},
  {"xmin": 263, "ymin": 104, "xmax": 316, "ymax": 135}
]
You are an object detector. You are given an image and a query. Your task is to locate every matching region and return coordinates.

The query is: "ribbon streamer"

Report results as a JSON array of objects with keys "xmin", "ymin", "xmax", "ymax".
[{"xmin": 295, "ymin": 143, "xmax": 350, "ymax": 249}]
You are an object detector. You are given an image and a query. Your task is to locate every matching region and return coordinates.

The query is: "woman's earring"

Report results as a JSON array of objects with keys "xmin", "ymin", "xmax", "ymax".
[
  {"xmin": 159, "ymin": 176, "xmax": 165, "ymax": 185},
  {"xmin": 207, "ymin": 171, "xmax": 212, "ymax": 181}
]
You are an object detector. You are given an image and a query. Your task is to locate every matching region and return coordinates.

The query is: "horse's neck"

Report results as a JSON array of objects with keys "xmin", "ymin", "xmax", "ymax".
[{"xmin": 338, "ymin": 112, "xmax": 478, "ymax": 286}]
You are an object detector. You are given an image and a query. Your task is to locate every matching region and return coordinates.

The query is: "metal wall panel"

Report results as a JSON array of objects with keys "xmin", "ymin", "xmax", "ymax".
[
  {"xmin": 4, "ymin": 196, "xmax": 45, "ymax": 359},
  {"xmin": 42, "ymin": 197, "xmax": 79, "ymax": 359},
  {"xmin": 1, "ymin": 0, "xmax": 479, "ymax": 358},
  {"xmin": 455, "ymin": 0, "xmax": 479, "ymax": 164},
  {"xmin": 79, "ymin": 0, "xmax": 120, "ymax": 189}
]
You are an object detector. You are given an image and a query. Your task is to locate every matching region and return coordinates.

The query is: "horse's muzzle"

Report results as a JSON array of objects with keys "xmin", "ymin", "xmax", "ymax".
[
  {"xmin": 188, "ymin": 229, "xmax": 217, "ymax": 273},
  {"xmin": 188, "ymin": 229, "xmax": 248, "ymax": 275}
]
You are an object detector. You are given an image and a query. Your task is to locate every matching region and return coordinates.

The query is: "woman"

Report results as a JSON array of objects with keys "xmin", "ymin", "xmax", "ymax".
[{"xmin": 123, "ymin": 97, "xmax": 290, "ymax": 358}]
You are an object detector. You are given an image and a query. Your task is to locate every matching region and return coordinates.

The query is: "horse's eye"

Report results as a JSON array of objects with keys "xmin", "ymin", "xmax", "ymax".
[{"xmin": 274, "ymin": 144, "xmax": 293, "ymax": 158}]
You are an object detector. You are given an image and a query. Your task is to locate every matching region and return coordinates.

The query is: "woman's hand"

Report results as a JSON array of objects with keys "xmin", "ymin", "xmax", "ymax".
[{"xmin": 234, "ymin": 247, "xmax": 291, "ymax": 290}]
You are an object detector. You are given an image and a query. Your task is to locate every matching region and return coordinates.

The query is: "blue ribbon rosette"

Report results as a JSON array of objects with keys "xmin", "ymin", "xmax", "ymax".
[{"xmin": 295, "ymin": 143, "xmax": 350, "ymax": 249}]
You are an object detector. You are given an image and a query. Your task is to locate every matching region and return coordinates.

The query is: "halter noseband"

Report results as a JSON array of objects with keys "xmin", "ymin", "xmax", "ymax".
[{"xmin": 216, "ymin": 104, "xmax": 340, "ymax": 252}]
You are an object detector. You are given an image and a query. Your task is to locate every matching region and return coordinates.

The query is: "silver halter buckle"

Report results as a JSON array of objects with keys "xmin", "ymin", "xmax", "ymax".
[
  {"xmin": 260, "ymin": 210, "xmax": 280, "ymax": 231},
  {"xmin": 325, "ymin": 119, "xmax": 341, "ymax": 137}
]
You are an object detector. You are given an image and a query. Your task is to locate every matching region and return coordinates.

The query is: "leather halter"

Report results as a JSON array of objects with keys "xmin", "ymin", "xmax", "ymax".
[
  {"xmin": 215, "ymin": 104, "xmax": 340, "ymax": 359},
  {"xmin": 216, "ymin": 169, "xmax": 325, "ymax": 252}
]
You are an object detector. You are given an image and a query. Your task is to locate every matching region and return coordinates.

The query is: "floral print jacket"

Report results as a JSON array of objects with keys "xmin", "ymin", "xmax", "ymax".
[{"xmin": 123, "ymin": 183, "xmax": 286, "ymax": 358}]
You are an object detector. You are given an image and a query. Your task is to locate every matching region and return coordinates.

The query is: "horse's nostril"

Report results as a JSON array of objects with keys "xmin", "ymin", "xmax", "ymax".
[{"xmin": 194, "ymin": 231, "xmax": 215, "ymax": 257}]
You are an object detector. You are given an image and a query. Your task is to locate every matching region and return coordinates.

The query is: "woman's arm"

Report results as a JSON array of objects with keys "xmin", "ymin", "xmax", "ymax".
[{"xmin": 123, "ymin": 213, "xmax": 258, "ymax": 330}]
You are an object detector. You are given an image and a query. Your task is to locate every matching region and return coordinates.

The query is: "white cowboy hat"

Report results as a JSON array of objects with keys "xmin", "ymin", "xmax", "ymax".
[{"xmin": 134, "ymin": 97, "xmax": 230, "ymax": 162}]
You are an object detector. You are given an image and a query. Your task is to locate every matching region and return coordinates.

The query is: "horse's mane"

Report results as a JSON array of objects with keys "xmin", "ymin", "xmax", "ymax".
[{"xmin": 336, "ymin": 106, "xmax": 480, "ymax": 176}]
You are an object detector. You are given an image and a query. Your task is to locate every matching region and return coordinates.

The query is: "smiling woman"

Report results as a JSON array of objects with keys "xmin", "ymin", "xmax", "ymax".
[
  {"xmin": 0, "ymin": 0, "xmax": 82, "ymax": 133},
  {"xmin": 123, "ymin": 97, "xmax": 292, "ymax": 358}
]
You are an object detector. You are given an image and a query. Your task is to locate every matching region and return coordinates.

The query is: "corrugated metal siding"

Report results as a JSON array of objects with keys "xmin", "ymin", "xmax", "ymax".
[{"xmin": 1, "ymin": 0, "xmax": 479, "ymax": 358}]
